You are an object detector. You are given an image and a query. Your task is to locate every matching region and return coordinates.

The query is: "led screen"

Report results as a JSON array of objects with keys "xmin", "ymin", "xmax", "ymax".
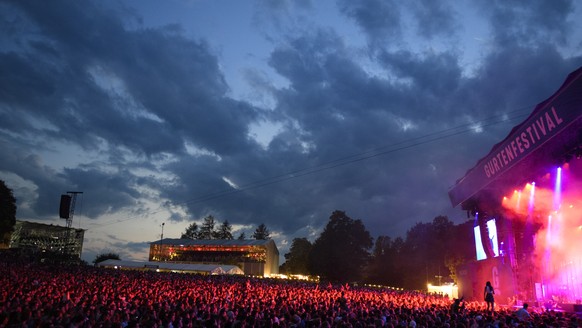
[
  {"xmin": 474, "ymin": 218, "xmax": 499, "ymax": 260},
  {"xmin": 487, "ymin": 219, "xmax": 500, "ymax": 257},
  {"xmin": 474, "ymin": 226, "xmax": 487, "ymax": 260}
]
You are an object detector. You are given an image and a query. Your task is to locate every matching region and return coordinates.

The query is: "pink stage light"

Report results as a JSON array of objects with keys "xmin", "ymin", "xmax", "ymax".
[{"xmin": 501, "ymin": 160, "xmax": 582, "ymax": 303}]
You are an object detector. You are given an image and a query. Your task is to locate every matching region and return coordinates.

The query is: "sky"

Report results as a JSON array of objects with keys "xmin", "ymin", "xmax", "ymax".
[{"xmin": 1, "ymin": 0, "xmax": 582, "ymax": 264}]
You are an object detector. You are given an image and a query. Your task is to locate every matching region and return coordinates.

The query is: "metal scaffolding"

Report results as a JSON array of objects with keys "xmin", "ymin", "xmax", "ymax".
[{"xmin": 9, "ymin": 221, "xmax": 85, "ymax": 258}]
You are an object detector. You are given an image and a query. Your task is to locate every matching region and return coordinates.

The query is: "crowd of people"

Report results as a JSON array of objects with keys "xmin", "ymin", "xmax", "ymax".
[{"xmin": 0, "ymin": 258, "xmax": 580, "ymax": 328}]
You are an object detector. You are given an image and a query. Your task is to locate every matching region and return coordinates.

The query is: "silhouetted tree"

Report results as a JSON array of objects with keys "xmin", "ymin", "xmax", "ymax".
[
  {"xmin": 402, "ymin": 216, "xmax": 456, "ymax": 289},
  {"xmin": 281, "ymin": 237, "xmax": 312, "ymax": 274},
  {"xmin": 365, "ymin": 235, "xmax": 406, "ymax": 286},
  {"xmin": 365, "ymin": 235, "xmax": 388, "ymax": 283},
  {"xmin": 0, "ymin": 180, "xmax": 17, "ymax": 246},
  {"xmin": 237, "ymin": 232, "xmax": 246, "ymax": 240},
  {"xmin": 364, "ymin": 216, "xmax": 477, "ymax": 289},
  {"xmin": 389, "ymin": 236, "xmax": 406, "ymax": 284},
  {"xmin": 431, "ymin": 215, "xmax": 456, "ymax": 282},
  {"xmin": 216, "ymin": 220, "xmax": 233, "ymax": 239},
  {"xmin": 198, "ymin": 215, "xmax": 216, "ymax": 239},
  {"xmin": 93, "ymin": 252, "xmax": 120, "ymax": 265},
  {"xmin": 252, "ymin": 223, "xmax": 271, "ymax": 240},
  {"xmin": 181, "ymin": 222, "xmax": 199, "ymax": 239},
  {"xmin": 446, "ymin": 219, "xmax": 476, "ymax": 284},
  {"xmin": 309, "ymin": 210, "xmax": 372, "ymax": 282},
  {"xmin": 402, "ymin": 220, "xmax": 434, "ymax": 289}
]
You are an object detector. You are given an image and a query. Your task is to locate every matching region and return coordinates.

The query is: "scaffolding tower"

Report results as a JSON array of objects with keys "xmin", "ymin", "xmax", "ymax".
[{"xmin": 9, "ymin": 221, "xmax": 85, "ymax": 258}]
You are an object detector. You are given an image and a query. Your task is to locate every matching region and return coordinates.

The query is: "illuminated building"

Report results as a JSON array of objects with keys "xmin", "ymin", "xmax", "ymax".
[
  {"xmin": 149, "ymin": 238, "xmax": 279, "ymax": 276},
  {"xmin": 9, "ymin": 220, "xmax": 85, "ymax": 258}
]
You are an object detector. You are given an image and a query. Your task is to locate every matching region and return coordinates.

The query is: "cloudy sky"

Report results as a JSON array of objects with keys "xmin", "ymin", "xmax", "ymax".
[{"xmin": 1, "ymin": 0, "xmax": 582, "ymax": 263}]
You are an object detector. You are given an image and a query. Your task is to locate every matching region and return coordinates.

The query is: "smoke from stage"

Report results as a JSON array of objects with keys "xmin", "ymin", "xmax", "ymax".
[{"xmin": 501, "ymin": 157, "xmax": 582, "ymax": 304}]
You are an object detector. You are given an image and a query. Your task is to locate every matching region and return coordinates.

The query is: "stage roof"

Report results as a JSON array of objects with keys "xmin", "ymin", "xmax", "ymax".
[{"xmin": 449, "ymin": 66, "xmax": 582, "ymax": 211}]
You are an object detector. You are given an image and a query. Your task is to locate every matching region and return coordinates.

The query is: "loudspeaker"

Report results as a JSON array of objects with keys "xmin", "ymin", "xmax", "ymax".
[{"xmin": 59, "ymin": 194, "xmax": 71, "ymax": 219}]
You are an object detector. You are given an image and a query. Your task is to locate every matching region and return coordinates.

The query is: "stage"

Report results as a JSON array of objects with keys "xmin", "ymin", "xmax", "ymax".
[{"xmin": 450, "ymin": 66, "xmax": 582, "ymax": 308}]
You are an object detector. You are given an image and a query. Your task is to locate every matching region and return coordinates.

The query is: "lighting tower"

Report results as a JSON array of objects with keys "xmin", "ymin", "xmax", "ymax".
[
  {"xmin": 62, "ymin": 191, "xmax": 83, "ymax": 228},
  {"xmin": 59, "ymin": 191, "xmax": 83, "ymax": 256},
  {"xmin": 160, "ymin": 222, "xmax": 165, "ymax": 261}
]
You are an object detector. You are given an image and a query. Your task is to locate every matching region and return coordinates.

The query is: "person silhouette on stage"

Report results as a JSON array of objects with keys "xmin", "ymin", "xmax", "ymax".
[{"xmin": 484, "ymin": 281, "xmax": 495, "ymax": 313}]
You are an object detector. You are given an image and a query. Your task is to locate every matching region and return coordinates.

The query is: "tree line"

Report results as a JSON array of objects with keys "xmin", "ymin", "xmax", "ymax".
[
  {"xmin": 180, "ymin": 215, "xmax": 271, "ymax": 241},
  {"xmin": 177, "ymin": 209, "xmax": 475, "ymax": 290},
  {"xmin": 280, "ymin": 210, "xmax": 475, "ymax": 290},
  {"xmin": 0, "ymin": 180, "xmax": 17, "ymax": 247}
]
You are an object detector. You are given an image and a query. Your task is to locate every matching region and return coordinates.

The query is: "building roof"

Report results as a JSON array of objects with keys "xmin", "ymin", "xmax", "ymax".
[
  {"xmin": 151, "ymin": 238, "xmax": 276, "ymax": 247},
  {"xmin": 16, "ymin": 220, "xmax": 85, "ymax": 232},
  {"xmin": 97, "ymin": 259, "xmax": 244, "ymax": 275}
]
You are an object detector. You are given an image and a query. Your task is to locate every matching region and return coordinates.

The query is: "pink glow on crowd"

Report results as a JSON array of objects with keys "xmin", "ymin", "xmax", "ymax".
[{"xmin": 502, "ymin": 160, "xmax": 582, "ymax": 302}]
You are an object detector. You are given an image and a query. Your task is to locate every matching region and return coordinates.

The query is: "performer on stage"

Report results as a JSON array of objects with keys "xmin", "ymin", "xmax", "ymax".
[{"xmin": 484, "ymin": 281, "xmax": 495, "ymax": 313}]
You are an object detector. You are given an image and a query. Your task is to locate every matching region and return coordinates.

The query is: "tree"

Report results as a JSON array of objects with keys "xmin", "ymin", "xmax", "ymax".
[
  {"xmin": 363, "ymin": 216, "xmax": 477, "ymax": 289},
  {"xmin": 308, "ymin": 210, "xmax": 372, "ymax": 282},
  {"xmin": 197, "ymin": 215, "xmax": 216, "ymax": 239},
  {"xmin": 446, "ymin": 219, "xmax": 477, "ymax": 284},
  {"xmin": 402, "ymin": 220, "xmax": 435, "ymax": 289},
  {"xmin": 237, "ymin": 231, "xmax": 246, "ymax": 240},
  {"xmin": 366, "ymin": 235, "xmax": 392, "ymax": 283},
  {"xmin": 93, "ymin": 252, "xmax": 120, "ymax": 265},
  {"xmin": 401, "ymin": 216, "xmax": 457, "ymax": 289},
  {"xmin": 0, "ymin": 180, "xmax": 17, "ymax": 245},
  {"xmin": 181, "ymin": 222, "xmax": 199, "ymax": 239},
  {"xmin": 365, "ymin": 236, "xmax": 406, "ymax": 287},
  {"xmin": 252, "ymin": 223, "xmax": 271, "ymax": 240},
  {"xmin": 282, "ymin": 237, "xmax": 312, "ymax": 275},
  {"xmin": 216, "ymin": 220, "xmax": 233, "ymax": 240}
]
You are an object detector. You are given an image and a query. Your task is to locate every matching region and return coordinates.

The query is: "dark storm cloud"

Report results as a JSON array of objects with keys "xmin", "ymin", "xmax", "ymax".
[
  {"xmin": 336, "ymin": 0, "xmax": 458, "ymax": 45},
  {"xmin": 377, "ymin": 50, "xmax": 462, "ymax": 102},
  {"xmin": 168, "ymin": 0, "xmax": 582, "ymax": 237},
  {"xmin": 482, "ymin": 0, "xmax": 575, "ymax": 47},
  {"xmin": 407, "ymin": 1, "xmax": 458, "ymax": 40},
  {"xmin": 268, "ymin": 29, "xmax": 414, "ymax": 140},
  {"xmin": 258, "ymin": 2, "xmax": 581, "ymax": 238},
  {"xmin": 0, "ymin": 0, "xmax": 263, "ymax": 220},
  {"xmin": 261, "ymin": 28, "xmax": 464, "ymax": 233},
  {"xmin": 116, "ymin": 31, "xmax": 259, "ymax": 155},
  {"xmin": 2, "ymin": 1, "xmax": 259, "ymax": 156},
  {"xmin": 336, "ymin": 0, "xmax": 402, "ymax": 44},
  {"xmin": 0, "ymin": 1, "xmax": 173, "ymax": 153},
  {"xmin": 61, "ymin": 166, "xmax": 143, "ymax": 219},
  {"xmin": 82, "ymin": 234, "xmax": 151, "ymax": 262},
  {"xmin": 1, "ymin": 0, "xmax": 582, "ymax": 255},
  {"xmin": 0, "ymin": 140, "xmax": 71, "ymax": 217},
  {"xmin": 110, "ymin": 240, "xmax": 152, "ymax": 260}
]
